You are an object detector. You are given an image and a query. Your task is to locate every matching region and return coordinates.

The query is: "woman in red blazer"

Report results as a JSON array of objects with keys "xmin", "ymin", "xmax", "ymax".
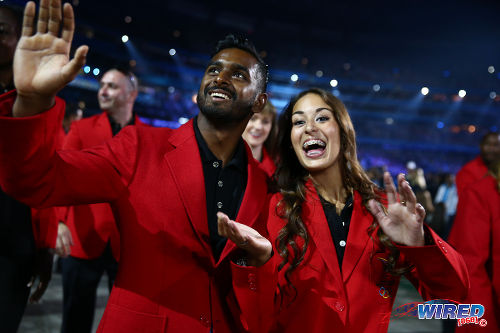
[
  {"xmin": 220, "ymin": 88, "xmax": 469, "ymax": 332},
  {"xmin": 242, "ymin": 100, "xmax": 277, "ymax": 178},
  {"xmin": 448, "ymin": 163, "xmax": 500, "ymax": 332}
]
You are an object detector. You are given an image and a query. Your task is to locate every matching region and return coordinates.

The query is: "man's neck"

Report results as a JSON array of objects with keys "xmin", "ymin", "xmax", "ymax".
[
  {"xmin": 196, "ymin": 115, "xmax": 249, "ymax": 167},
  {"xmin": 106, "ymin": 107, "xmax": 133, "ymax": 128}
]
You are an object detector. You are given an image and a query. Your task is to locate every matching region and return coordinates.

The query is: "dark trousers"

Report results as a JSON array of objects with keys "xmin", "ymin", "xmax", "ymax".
[
  {"xmin": 0, "ymin": 191, "xmax": 36, "ymax": 333},
  {"xmin": 60, "ymin": 243, "xmax": 118, "ymax": 333}
]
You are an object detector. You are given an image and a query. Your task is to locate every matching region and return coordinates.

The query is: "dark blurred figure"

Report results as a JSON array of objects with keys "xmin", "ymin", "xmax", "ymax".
[
  {"xmin": 366, "ymin": 165, "xmax": 385, "ymax": 188},
  {"xmin": 0, "ymin": 3, "xmax": 53, "ymax": 332},
  {"xmin": 62, "ymin": 102, "xmax": 83, "ymax": 134},
  {"xmin": 456, "ymin": 132, "xmax": 500, "ymax": 198},
  {"xmin": 406, "ymin": 161, "xmax": 434, "ymax": 221},
  {"xmin": 448, "ymin": 160, "xmax": 500, "ymax": 333},
  {"xmin": 433, "ymin": 173, "xmax": 458, "ymax": 239}
]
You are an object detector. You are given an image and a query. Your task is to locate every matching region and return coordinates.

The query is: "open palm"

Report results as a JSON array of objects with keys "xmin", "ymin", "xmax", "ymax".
[
  {"xmin": 13, "ymin": 0, "xmax": 87, "ymax": 111},
  {"xmin": 368, "ymin": 172, "xmax": 426, "ymax": 247}
]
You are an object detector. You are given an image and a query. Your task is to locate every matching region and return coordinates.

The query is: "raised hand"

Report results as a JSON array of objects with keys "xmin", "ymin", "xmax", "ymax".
[
  {"xmin": 368, "ymin": 172, "xmax": 426, "ymax": 247},
  {"xmin": 217, "ymin": 212, "xmax": 272, "ymax": 267},
  {"xmin": 13, "ymin": 0, "xmax": 88, "ymax": 116}
]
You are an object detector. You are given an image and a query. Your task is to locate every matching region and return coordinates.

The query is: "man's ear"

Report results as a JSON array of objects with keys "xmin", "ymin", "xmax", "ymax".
[
  {"xmin": 129, "ymin": 89, "xmax": 139, "ymax": 103},
  {"xmin": 252, "ymin": 92, "xmax": 268, "ymax": 114}
]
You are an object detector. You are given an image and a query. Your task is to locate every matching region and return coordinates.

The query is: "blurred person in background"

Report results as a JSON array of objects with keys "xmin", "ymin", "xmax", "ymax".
[
  {"xmin": 56, "ymin": 67, "xmax": 146, "ymax": 333},
  {"xmin": 62, "ymin": 102, "xmax": 83, "ymax": 134},
  {"xmin": 448, "ymin": 160, "xmax": 500, "ymax": 332},
  {"xmin": 456, "ymin": 132, "xmax": 500, "ymax": 198},
  {"xmin": 434, "ymin": 173, "xmax": 458, "ymax": 239},
  {"xmin": 406, "ymin": 161, "xmax": 435, "ymax": 222},
  {"xmin": 242, "ymin": 99, "xmax": 277, "ymax": 177}
]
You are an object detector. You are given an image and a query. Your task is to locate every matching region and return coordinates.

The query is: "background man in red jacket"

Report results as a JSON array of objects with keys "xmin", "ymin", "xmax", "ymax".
[
  {"xmin": 456, "ymin": 132, "xmax": 500, "ymax": 198},
  {"xmin": 55, "ymin": 67, "xmax": 145, "ymax": 333}
]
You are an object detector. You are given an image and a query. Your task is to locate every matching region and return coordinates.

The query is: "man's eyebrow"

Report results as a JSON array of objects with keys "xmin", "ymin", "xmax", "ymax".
[
  {"xmin": 207, "ymin": 60, "xmax": 222, "ymax": 68},
  {"xmin": 206, "ymin": 61, "xmax": 250, "ymax": 75},
  {"xmin": 232, "ymin": 63, "xmax": 250, "ymax": 74}
]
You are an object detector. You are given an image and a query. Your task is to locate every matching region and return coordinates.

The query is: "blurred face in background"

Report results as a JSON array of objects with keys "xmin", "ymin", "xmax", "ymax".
[
  {"xmin": 243, "ymin": 112, "xmax": 272, "ymax": 149},
  {"xmin": 481, "ymin": 133, "xmax": 500, "ymax": 166},
  {"xmin": 0, "ymin": 8, "xmax": 20, "ymax": 66},
  {"xmin": 98, "ymin": 70, "xmax": 134, "ymax": 114}
]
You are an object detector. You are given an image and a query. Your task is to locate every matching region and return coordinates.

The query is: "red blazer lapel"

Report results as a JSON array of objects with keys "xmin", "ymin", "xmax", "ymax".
[
  {"xmin": 303, "ymin": 180, "xmax": 344, "ymax": 291},
  {"xmin": 342, "ymin": 191, "xmax": 374, "ymax": 282},
  {"xmin": 163, "ymin": 120, "xmax": 213, "ymax": 264},
  {"xmin": 218, "ymin": 143, "xmax": 268, "ymax": 265},
  {"xmin": 80, "ymin": 113, "xmax": 113, "ymax": 147}
]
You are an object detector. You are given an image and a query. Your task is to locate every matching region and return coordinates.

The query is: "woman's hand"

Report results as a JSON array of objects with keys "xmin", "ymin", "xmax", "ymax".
[
  {"xmin": 217, "ymin": 212, "xmax": 272, "ymax": 267},
  {"xmin": 368, "ymin": 172, "xmax": 426, "ymax": 246}
]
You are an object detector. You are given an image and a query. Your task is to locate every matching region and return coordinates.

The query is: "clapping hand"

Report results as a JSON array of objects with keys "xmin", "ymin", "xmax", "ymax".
[
  {"xmin": 13, "ymin": 0, "xmax": 88, "ymax": 117},
  {"xmin": 368, "ymin": 172, "xmax": 426, "ymax": 247}
]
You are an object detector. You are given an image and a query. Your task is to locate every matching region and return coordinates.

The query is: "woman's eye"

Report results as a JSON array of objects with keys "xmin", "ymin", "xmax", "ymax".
[
  {"xmin": 292, "ymin": 120, "xmax": 305, "ymax": 126},
  {"xmin": 316, "ymin": 116, "xmax": 329, "ymax": 122}
]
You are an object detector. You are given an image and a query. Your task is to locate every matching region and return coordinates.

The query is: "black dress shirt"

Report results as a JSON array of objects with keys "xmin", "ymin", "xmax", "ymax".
[
  {"xmin": 193, "ymin": 117, "xmax": 247, "ymax": 261},
  {"xmin": 107, "ymin": 113, "xmax": 135, "ymax": 136},
  {"xmin": 319, "ymin": 194, "xmax": 354, "ymax": 268}
]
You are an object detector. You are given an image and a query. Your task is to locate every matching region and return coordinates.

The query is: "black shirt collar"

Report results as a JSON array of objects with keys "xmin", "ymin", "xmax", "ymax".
[
  {"xmin": 192, "ymin": 116, "xmax": 247, "ymax": 172},
  {"xmin": 107, "ymin": 113, "xmax": 135, "ymax": 136}
]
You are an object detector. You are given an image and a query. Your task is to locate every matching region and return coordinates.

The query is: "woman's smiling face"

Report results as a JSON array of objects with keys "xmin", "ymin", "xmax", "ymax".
[{"xmin": 290, "ymin": 93, "xmax": 341, "ymax": 175}]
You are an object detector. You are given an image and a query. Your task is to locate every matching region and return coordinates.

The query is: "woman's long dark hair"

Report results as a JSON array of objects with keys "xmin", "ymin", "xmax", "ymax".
[{"xmin": 274, "ymin": 88, "xmax": 410, "ymax": 301}]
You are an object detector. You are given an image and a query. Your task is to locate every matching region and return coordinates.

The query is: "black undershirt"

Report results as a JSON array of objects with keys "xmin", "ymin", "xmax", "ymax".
[
  {"xmin": 193, "ymin": 117, "xmax": 247, "ymax": 262},
  {"xmin": 107, "ymin": 113, "xmax": 135, "ymax": 136},
  {"xmin": 319, "ymin": 194, "xmax": 354, "ymax": 268}
]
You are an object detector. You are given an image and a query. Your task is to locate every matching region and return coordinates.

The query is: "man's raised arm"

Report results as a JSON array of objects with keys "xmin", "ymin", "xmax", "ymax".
[{"xmin": 12, "ymin": 0, "xmax": 87, "ymax": 117}]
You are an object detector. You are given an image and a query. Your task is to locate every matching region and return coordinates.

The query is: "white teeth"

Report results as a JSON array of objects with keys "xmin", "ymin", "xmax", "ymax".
[
  {"xmin": 303, "ymin": 139, "xmax": 326, "ymax": 149},
  {"xmin": 210, "ymin": 92, "xmax": 230, "ymax": 99}
]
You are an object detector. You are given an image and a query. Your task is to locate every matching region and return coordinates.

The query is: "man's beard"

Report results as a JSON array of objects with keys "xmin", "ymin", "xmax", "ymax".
[{"xmin": 196, "ymin": 88, "xmax": 254, "ymax": 125}]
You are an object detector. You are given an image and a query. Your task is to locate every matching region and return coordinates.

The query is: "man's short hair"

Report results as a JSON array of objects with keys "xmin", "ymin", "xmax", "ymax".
[
  {"xmin": 481, "ymin": 131, "xmax": 500, "ymax": 146},
  {"xmin": 105, "ymin": 67, "xmax": 138, "ymax": 91},
  {"xmin": 212, "ymin": 34, "xmax": 268, "ymax": 93}
]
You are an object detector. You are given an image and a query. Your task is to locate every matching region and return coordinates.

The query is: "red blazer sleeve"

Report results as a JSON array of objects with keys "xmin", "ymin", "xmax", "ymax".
[
  {"xmin": 448, "ymin": 184, "xmax": 499, "ymax": 331},
  {"xmin": 0, "ymin": 91, "xmax": 137, "ymax": 209},
  {"xmin": 230, "ymin": 195, "xmax": 278, "ymax": 333},
  {"xmin": 397, "ymin": 226, "xmax": 469, "ymax": 303}
]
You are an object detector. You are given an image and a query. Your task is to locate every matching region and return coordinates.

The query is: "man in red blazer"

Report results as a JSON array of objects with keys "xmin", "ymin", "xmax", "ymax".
[
  {"xmin": 56, "ymin": 67, "xmax": 146, "ymax": 333},
  {"xmin": 0, "ymin": 1, "xmax": 274, "ymax": 332},
  {"xmin": 449, "ymin": 168, "xmax": 500, "ymax": 332},
  {"xmin": 456, "ymin": 132, "xmax": 500, "ymax": 198}
]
